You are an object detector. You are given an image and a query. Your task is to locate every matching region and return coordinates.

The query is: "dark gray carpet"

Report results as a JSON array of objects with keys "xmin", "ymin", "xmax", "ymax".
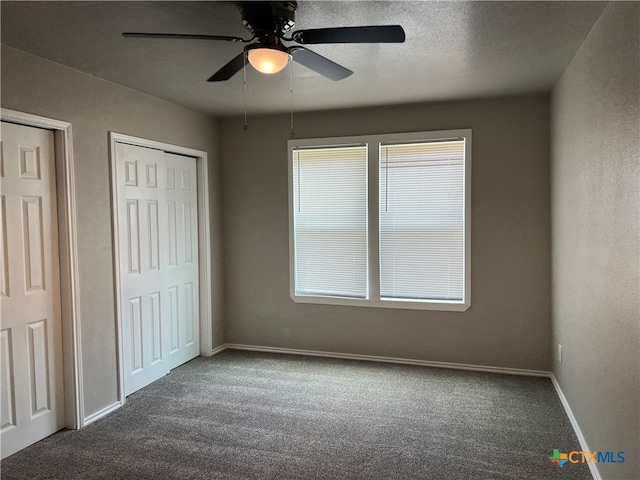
[{"xmin": 1, "ymin": 350, "xmax": 591, "ymax": 480}]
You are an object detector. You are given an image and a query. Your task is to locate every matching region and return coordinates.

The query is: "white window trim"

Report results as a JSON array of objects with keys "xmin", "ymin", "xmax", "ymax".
[{"xmin": 288, "ymin": 129, "xmax": 472, "ymax": 312}]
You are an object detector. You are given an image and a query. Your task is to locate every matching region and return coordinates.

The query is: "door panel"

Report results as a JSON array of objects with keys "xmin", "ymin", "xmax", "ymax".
[
  {"xmin": 115, "ymin": 144, "xmax": 199, "ymax": 396},
  {"xmin": 165, "ymin": 152, "xmax": 199, "ymax": 369},
  {"xmin": 0, "ymin": 122, "xmax": 64, "ymax": 459}
]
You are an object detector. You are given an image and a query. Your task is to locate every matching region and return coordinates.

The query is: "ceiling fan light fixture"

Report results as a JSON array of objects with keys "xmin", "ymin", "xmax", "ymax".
[{"xmin": 248, "ymin": 48, "xmax": 291, "ymax": 74}]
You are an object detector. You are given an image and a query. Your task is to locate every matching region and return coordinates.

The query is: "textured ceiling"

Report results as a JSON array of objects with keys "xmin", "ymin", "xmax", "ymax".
[{"xmin": 1, "ymin": 1, "xmax": 606, "ymax": 116}]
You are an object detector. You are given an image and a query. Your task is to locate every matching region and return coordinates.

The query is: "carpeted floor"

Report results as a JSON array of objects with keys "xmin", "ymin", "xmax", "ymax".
[{"xmin": 1, "ymin": 350, "xmax": 591, "ymax": 479}]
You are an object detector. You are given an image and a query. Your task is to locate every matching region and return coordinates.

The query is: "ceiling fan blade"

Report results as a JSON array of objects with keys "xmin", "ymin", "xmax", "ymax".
[
  {"xmin": 290, "ymin": 47, "xmax": 352, "ymax": 81},
  {"xmin": 208, "ymin": 52, "xmax": 246, "ymax": 82},
  {"xmin": 123, "ymin": 32, "xmax": 250, "ymax": 43},
  {"xmin": 291, "ymin": 25, "xmax": 405, "ymax": 44}
]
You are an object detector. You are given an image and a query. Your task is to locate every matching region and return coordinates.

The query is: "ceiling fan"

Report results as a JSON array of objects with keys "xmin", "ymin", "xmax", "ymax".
[{"xmin": 123, "ymin": 1, "xmax": 405, "ymax": 82}]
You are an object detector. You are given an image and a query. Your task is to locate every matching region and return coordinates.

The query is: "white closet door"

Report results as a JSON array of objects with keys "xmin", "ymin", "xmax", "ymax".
[
  {"xmin": 115, "ymin": 143, "xmax": 199, "ymax": 396},
  {"xmin": 1, "ymin": 122, "xmax": 64, "ymax": 458},
  {"xmin": 163, "ymin": 152, "xmax": 199, "ymax": 371}
]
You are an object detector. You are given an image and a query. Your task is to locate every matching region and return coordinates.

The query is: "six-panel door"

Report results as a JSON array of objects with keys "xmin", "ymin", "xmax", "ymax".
[{"xmin": 0, "ymin": 122, "xmax": 65, "ymax": 458}]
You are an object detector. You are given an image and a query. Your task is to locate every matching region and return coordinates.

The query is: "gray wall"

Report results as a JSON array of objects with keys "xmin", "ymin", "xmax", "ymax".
[
  {"xmin": 1, "ymin": 45, "xmax": 225, "ymax": 418},
  {"xmin": 220, "ymin": 94, "xmax": 552, "ymax": 370},
  {"xmin": 551, "ymin": 3, "xmax": 640, "ymax": 479}
]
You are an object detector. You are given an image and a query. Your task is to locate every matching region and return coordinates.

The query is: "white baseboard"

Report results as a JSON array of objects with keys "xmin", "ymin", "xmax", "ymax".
[
  {"xmin": 200, "ymin": 344, "xmax": 227, "ymax": 357},
  {"xmin": 209, "ymin": 344, "xmax": 227, "ymax": 356},
  {"xmin": 221, "ymin": 343, "xmax": 551, "ymax": 377},
  {"xmin": 550, "ymin": 375, "xmax": 599, "ymax": 480},
  {"xmin": 83, "ymin": 401, "xmax": 122, "ymax": 427}
]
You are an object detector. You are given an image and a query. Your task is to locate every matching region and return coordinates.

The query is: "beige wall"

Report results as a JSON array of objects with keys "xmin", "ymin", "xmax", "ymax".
[
  {"xmin": 220, "ymin": 94, "xmax": 552, "ymax": 370},
  {"xmin": 1, "ymin": 45, "xmax": 225, "ymax": 418},
  {"xmin": 551, "ymin": 3, "xmax": 640, "ymax": 479}
]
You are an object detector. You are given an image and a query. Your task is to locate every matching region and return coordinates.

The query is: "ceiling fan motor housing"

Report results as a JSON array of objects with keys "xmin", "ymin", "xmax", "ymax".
[{"xmin": 239, "ymin": 2, "xmax": 297, "ymax": 37}]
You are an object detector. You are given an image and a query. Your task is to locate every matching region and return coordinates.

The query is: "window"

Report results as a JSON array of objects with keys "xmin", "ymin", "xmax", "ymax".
[
  {"xmin": 291, "ymin": 145, "xmax": 368, "ymax": 298},
  {"xmin": 288, "ymin": 130, "xmax": 471, "ymax": 311}
]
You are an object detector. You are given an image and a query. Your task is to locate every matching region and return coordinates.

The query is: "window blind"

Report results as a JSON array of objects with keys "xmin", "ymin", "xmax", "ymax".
[
  {"xmin": 292, "ymin": 145, "xmax": 368, "ymax": 298},
  {"xmin": 379, "ymin": 140, "xmax": 465, "ymax": 301}
]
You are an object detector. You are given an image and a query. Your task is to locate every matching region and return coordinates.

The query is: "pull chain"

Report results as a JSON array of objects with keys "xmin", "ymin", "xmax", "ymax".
[
  {"xmin": 243, "ymin": 52, "xmax": 248, "ymax": 131},
  {"xmin": 289, "ymin": 62, "xmax": 295, "ymax": 138}
]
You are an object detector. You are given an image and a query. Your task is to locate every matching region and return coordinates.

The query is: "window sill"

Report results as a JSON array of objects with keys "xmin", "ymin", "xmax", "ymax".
[{"xmin": 290, "ymin": 294, "xmax": 471, "ymax": 312}]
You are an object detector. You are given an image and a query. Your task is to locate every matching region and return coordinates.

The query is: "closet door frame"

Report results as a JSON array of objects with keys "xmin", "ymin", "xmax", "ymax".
[
  {"xmin": 109, "ymin": 132, "xmax": 213, "ymax": 406},
  {"xmin": 1, "ymin": 108, "xmax": 83, "ymax": 430}
]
